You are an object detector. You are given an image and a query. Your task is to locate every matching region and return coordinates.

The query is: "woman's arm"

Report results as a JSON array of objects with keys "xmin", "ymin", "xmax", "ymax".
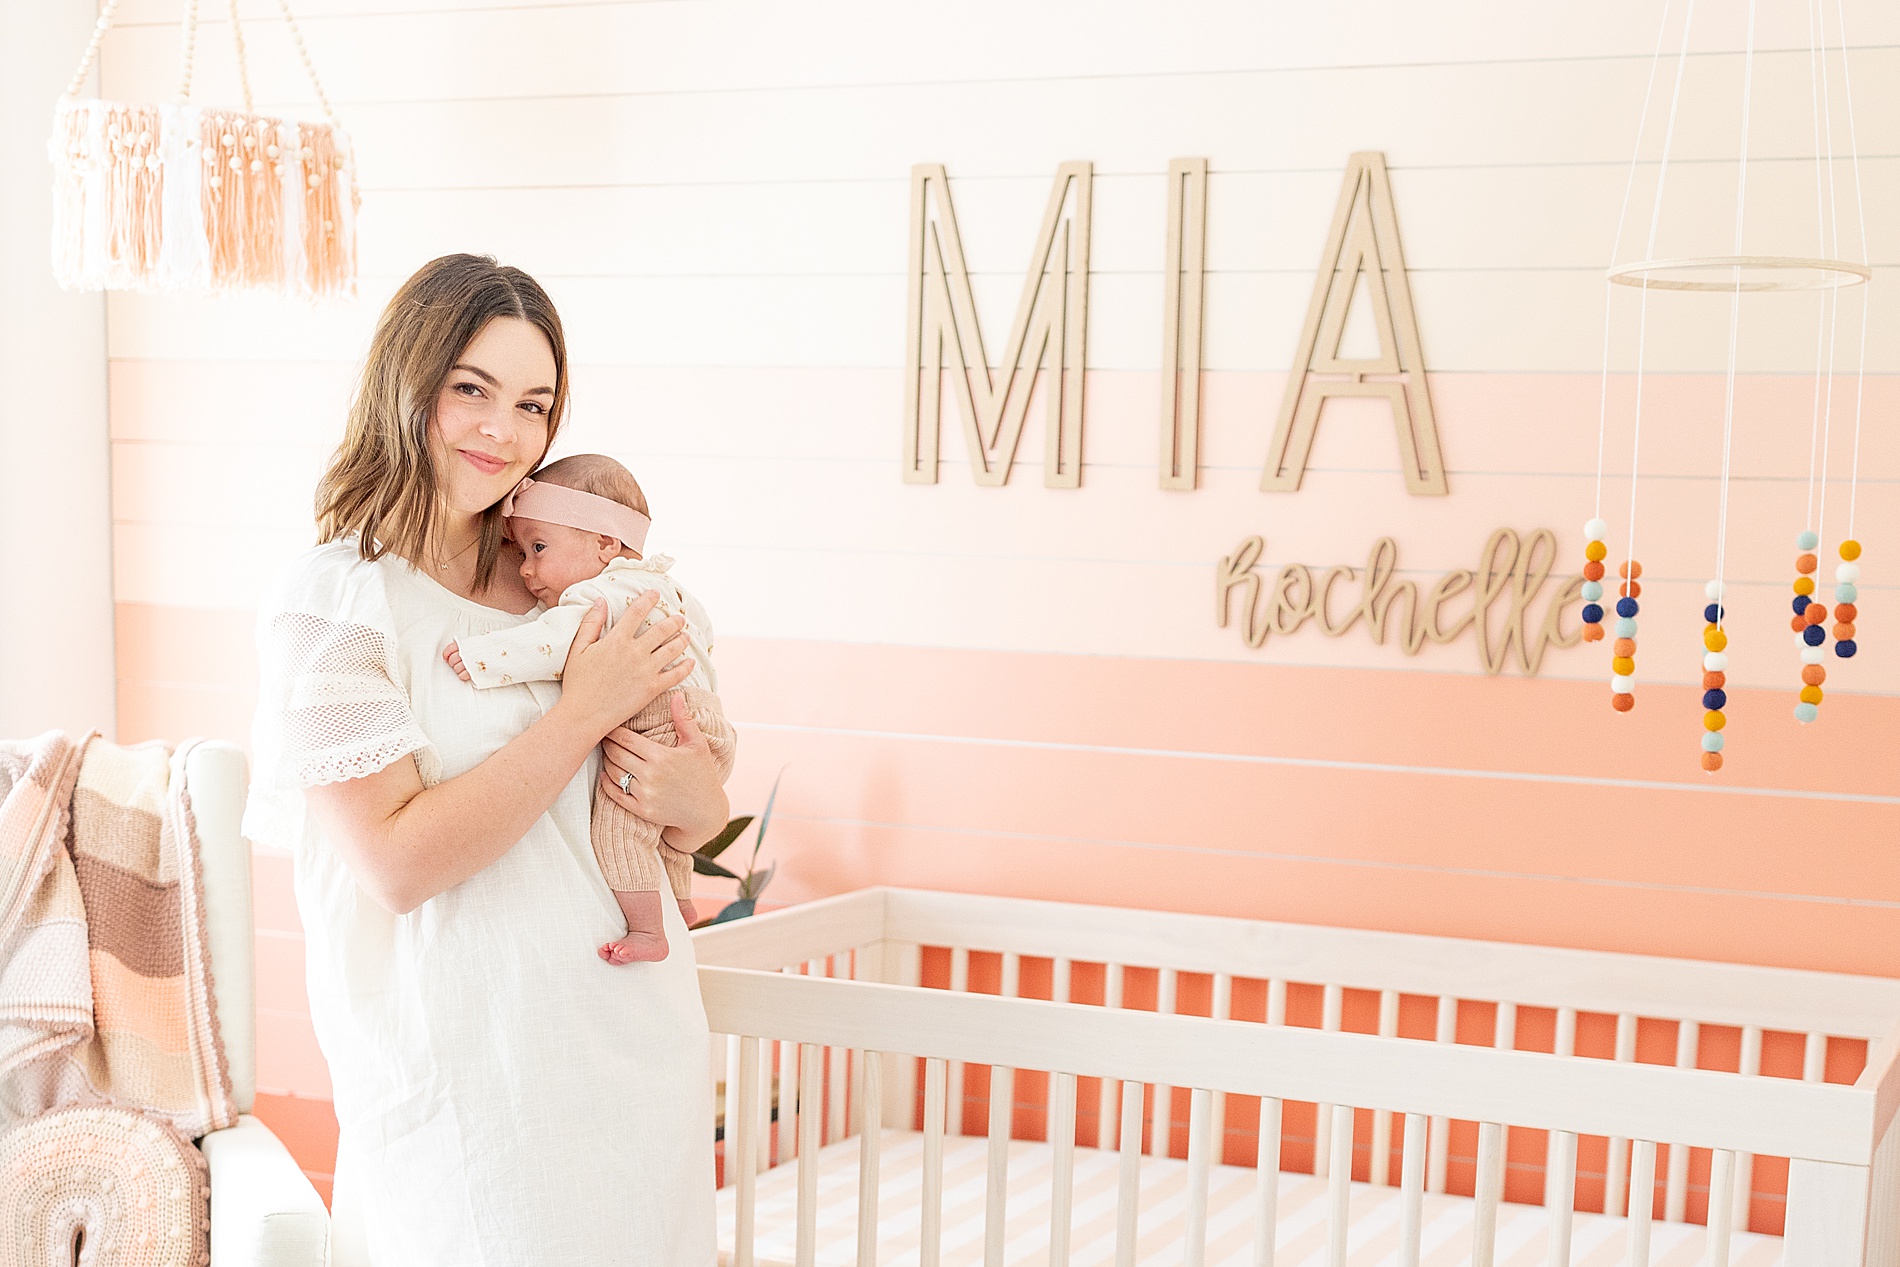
[{"xmin": 306, "ymin": 594, "xmax": 694, "ymax": 914}]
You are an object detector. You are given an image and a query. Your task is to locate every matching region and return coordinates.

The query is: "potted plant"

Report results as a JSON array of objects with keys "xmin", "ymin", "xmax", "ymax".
[{"xmin": 690, "ymin": 771, "xmax": 781, "ymax": 926}]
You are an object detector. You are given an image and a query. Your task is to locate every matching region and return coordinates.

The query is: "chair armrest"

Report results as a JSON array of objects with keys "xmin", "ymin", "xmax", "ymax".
[{"xmin": 201, "ymin": 1115, "xmax": 330, "ymax": 1267}]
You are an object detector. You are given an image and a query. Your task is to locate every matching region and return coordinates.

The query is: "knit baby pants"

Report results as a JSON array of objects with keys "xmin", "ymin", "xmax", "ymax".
[{"xmin": 592, "ymin": 685, "xmax": 737, "ymax": 899}]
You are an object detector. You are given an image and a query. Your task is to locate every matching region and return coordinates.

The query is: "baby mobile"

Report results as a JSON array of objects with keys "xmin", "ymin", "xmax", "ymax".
[
  {"xmin": 1581, "ymin": 0, "xmax": 1873, "ymax": 772},
  {"xmin": 47, "ymin": 0, "xmax": 357, "ymax": 297}
]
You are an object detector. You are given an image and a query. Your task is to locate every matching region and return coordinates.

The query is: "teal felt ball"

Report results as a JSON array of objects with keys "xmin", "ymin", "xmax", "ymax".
[
  {"xmin": 1795, "ymin": 702, "xmax": 1820, "ymax": 723},
  {"xmin": 1798, "ymin": 530, "xmax": 1819, "ymax": 550},
  {"xmin": 1615, "ymin": 617, "xmax": 1638, "ymax": 638},
  {"xmin": 1702, "ymin": 732, "xmax": 1724, "ymax": 752},
  {"xmin": 1581, "ymin": 581, "xmax": 1603, "ymax": 601}
]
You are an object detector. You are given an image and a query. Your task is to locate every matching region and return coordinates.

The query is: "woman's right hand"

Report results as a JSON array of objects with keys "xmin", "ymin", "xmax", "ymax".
[{"xmin": 558, "ymin": 594, "xmax": 696, "ymax": 736}]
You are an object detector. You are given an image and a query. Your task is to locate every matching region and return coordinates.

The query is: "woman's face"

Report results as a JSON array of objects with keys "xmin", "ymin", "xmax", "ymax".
[{"xmin": 429, "ymin": 316, "xmax": 558, "ymax": 518}]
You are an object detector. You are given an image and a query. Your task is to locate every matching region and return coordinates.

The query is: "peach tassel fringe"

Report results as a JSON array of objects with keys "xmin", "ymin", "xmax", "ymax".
[{"xmin": 50, "ymin": 98, "xmax": 357, "ymax": 299}]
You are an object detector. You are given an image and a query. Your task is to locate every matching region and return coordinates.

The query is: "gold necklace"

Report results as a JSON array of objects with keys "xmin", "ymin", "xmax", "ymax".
[{"xmin": 433, "ymin": 535, "xmax": 478, "ymax": 573}]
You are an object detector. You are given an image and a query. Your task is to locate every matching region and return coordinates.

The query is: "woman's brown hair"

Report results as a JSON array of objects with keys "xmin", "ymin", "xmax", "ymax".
[{"xmin": 315, "ymin": 253, "xmax": 569, "ymax": 590}]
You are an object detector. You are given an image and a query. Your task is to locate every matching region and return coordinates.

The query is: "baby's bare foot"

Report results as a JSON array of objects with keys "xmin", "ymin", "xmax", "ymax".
[
  {"xmin": 603, "ymin": 888, "xmax": 669, "ymax": 964},
  {"xmin": 598, "ymin": 931, "xmax": 669, "ymax": 964}
]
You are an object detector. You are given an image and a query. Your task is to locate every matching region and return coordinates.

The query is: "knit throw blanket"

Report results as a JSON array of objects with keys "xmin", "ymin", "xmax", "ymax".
[{"xmin": 0, "ymin": 732, "xmax": 235, "ymax": 1138}]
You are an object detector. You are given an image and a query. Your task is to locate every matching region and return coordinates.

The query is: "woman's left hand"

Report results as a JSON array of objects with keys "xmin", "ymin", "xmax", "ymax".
[{"xmin": 598, "ymin": 693, "xmax": 731, "ymax": 850}]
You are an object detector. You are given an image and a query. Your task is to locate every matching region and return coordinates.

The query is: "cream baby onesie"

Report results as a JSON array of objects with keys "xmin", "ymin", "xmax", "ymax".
[{"xmin": 456, "ymin": 555, "xmax": 736, "ymax": 901}]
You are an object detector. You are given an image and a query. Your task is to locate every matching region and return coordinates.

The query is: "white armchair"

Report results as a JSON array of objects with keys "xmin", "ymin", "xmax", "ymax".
[{"xmin": 189, "ymin": 742, "xmax": 331, "ymax": 1265}]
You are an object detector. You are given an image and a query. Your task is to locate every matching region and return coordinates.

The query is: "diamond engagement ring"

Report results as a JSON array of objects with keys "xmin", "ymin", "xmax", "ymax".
[{"xmin": 618, "ymin": 771, "xmax": 633, "ymax": 793}]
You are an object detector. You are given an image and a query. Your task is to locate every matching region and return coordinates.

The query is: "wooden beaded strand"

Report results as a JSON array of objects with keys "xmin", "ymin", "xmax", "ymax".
[
  {"xmin": 1610, "ymin": 558, "xmax": 1641, "ymax": 713},
  {"xmin": 1701, "ymin": 581, "xmax": 1728, "ymax": 771},
  {"xmin": 1790, "ymin": 531, "xmax": 1829, "ymax": 722}
]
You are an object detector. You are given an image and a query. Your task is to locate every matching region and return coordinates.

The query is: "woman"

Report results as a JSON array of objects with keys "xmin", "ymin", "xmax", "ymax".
[{"xmin": 244, "ymin": 255, "xmax": 728, "ymax": 1265}]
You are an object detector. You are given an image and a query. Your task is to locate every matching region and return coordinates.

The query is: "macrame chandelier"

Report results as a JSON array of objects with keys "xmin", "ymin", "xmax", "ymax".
[
  {"xmin": 49, "ymin": 0, "xmax": 358, "ymax": 298},
  {"xmin": 1579, "ymin": 0, "xmax": 1872, "ymax": 773}
]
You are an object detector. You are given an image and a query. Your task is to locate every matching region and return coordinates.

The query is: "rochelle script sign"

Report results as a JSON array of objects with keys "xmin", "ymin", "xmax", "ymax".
[{"xmin": 902, "ymin": 151, "xmax": 1584, "ymax": 676}]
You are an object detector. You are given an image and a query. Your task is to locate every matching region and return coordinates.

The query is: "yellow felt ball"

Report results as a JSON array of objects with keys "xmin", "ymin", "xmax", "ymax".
[
  {"xmin": 1703, "ymin": 627, "xmax": 1728, "ymax": 652},
  {"xmin": 1794, "ymin": 576, "xmax": 1815, "ymax": 596},
  {"xmin": 1800, "ymin": 685, "xmax": 1823, "ymax": 705},
  {"xmin": 1703, "ymin": 710, "xmax": 1727, "ymax": 732},
  {"xmin": 1840, "ymin": 539, "xmax": 1862, "ymax": 561},
  {"xmin": 1584, "ymin": 540, "xmax": 1608, "ymax": 562},
  {"xmin": 1610, "ymin": 656, "xmax": 1635, "ymax": 674}
]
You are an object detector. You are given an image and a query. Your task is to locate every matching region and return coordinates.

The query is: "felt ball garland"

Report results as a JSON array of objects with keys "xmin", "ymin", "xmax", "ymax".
[
  {"xmin": 1579, "ymin": 519, "xmax": 1608, "ymax": 645},
  {"xmin": 1700, "ymin": 578, "xmax": 1727, "ymax": 769},
  {"xmin": 1791, "ymin": 531, "xmax": 1829, "ymax": 723},
  {"xmin": 1609, "ymin": 557, "xmax": 1640, "ymax": 712},
  {"xmin": 1834, "ymin": 539, "xmax": 1861, "ymax": 660}
]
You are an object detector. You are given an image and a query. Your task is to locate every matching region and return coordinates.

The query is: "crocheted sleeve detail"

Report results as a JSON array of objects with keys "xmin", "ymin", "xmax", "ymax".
[{"xmin": 243, "ymin": 545, "xmax": 439, "ymax": 849}]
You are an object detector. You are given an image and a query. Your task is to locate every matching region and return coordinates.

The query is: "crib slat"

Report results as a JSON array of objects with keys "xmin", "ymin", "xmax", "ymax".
[
  {"xmin": 1491, "ymin": 1002, "xmax": 1516, "ymax": 1204},
  {"xmin": 1606, "ymin": 1013, "xmax": 1638, "ymax": 1215},
  {"xmin": 797, "ymin": 1043, "xmax": 822, "ymax": 1266},
  {"xmin": 947, "ymin": 947, "xmax": 970, "ymax": 1138},
  {"xmin": 1117, "ymin": 1079, "xmax": 1144, "ymax": 1267},
  {"xmin": 1428, "ymin": 995, "xmax": 1457, "ymax": 1194},
  {"xmin": 758, "ymin": 1034, "xmax": 775, "ymax": 1174},
  {"xmin": 1185, "ymin": 1087, "xmax": 1214, "ymax": 1267},
  {"xmin": 722, "ymin": 1033, "xmax": 742, "ymax": 1189},
  {"xmin": 1372, "ymin": 989, "xmax": 1399, "ymax": 1185},
  {"xmin": 1627, "ymin": 1140, "xmax": 1657, "ymax": 1266},
  {"xmin": 1098, "ymin": 964, "xmax": 1125, "ymax": 1150},
  {"xmin": 1211, "ymin": 973, "xmax": 1234, "ymax": 1158},
  {"xmin": 1665, "ymin": 1021, "xmax": 1700, "ymax": 1223},
  {"xmin": 1472, "ymin": 1121, "xmax": 1504, "ymax": 1267},
  {"xmin": 1151, "ymin": 968, "xmax": 1178, "ymax": 1157},
  {"xmin": 1803, "ymin": 1031, "xmax": 1827, "ymax": 1081},
  {"xmin": 1326, "ymin": 1103, "xmax": 1355, "ymax": 1267},
  {"xmin": 826, "ymin": 958, "xmax": 848, "ymax": 1146},
  {"xmin": 1315, "ymin": 983, "xmax": 1344, "ymax": 1179},
  {"xmin": 1398, "ymin": 1112, "xmax": 1426, "ymax": 1267},
  {"xmin": 1734, "ymin": 1025, "xmax": 1762, "ymax": 1232},
  {"xmin": 733, "ymin": 1036, "xmax": 761, "ymax": 1267},
  {"xmin": 846, "ymin": 945, "xmax": 869, "ymax": 1138},
  {"xmin": 781, "ymin": 1014, "xmax": 799, "ymax": 1165},
  {"xmin": 885, "ymin": 943, "xmax": 923, "ymax": 1130},
  {"xmin": 1045, "ymin": 959, "xmax": 1073, "ymax": 1146},
  {"xmin": 1546, "ymin": 1009, "xmax": 1578, "ymax": 1209},
  {"xmin": 857, "ymin": 1051, "xmax": 882, "ymax": 1267},
  {"xmin": 921, "ymin": 1057, "xmax": 947, "ymax": 1267},
  {"xmin": 1705, "ymin": 1148, "xmax": 1736, "ymax": 1267},
  {"xmin": 1255, "ymin": 1095, "xmax": 1283, "ymax": 1267},
  {"xmin": 1050, "ymin": 1071, "xmax": 1078, "ymax": 1267},
  {"xmin": 1547, "ymin": 1130, "xmax": 1578, "ymax": 1267},
  {"xmin": 985, "ymin": 1063, "xmax": 1014, "ymax": 1267},
  {"xmin": 1266, "ymin": 978, "xmax": 1288, "ymax": 1027}
]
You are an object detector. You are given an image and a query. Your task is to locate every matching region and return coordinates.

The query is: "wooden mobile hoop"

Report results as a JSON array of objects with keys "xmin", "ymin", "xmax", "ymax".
[
  {"xmin": 1583, "ymin": 0, "xmax": 1874, "ymax": 774},
  {"xmin": 48, "ymin": 0, "xmax": 358, "ymax": 298}
]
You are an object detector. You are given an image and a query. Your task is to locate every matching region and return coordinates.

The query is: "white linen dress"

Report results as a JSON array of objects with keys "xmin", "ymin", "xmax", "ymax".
[{"xmin": 243, "ymin": 539, "xmax": 717, "ymax": 1266}]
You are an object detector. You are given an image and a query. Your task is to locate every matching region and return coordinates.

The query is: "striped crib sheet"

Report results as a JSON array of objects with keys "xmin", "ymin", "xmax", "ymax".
[{"xmin": 717, "ymin": 1130, "xmax": 1783, "ymax": 1266}]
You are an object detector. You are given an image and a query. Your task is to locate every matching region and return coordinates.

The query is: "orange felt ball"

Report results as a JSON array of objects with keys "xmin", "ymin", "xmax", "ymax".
[
  {"xmin": 1581, "ymin": 623, "xmax": 1604, "ymax": 642},
  {"xmin": 1800, "ymin": 685, "xmax": 1824, "ymax": 705},
  {"xmin": 1582, "ymin": 561, "xmax": 1605, "ymax": 581},
  {"xmin": 1791, "ymin": 615, "xmax": 1810, "ymax": 633},
  {"xmin": 1611, "ymin": 693, "xmax": 1635, "ymax": 712},
  {"xmin": 1802, "ymin": 664, "xmax": 1827, "ymax": 685},
  {"xmin": 1794, "ymin": 576, "xmax": 1816, "ymax": 596},
  {"xmin": 1703, "ymin": 670, "xmax": 1726, "ymax": 690},
  {"xmin": 1796, "ymin": 553, "xmax": 1818, "ymax": 574},
  {"xmin": 1585, "ymin": 541, "xmax": 1608, "ymax": 562},
  {"xmin": 1614, "ymin": 638, "xmax": 1636, "ymax": 656},
  {"xmin": 1619, "ymin": 560, "xmax": 1643, "ymax": 579},
  {"xmin": 1834, "ymin": 621, "xmax": 1856, "ymax": 640},
  {"xmin": 1805, "ymin": 603, "xmax": 1828, "ymax": 625},
  {"xmin": 1620, "ymin": 581, "xmax": 1642, "ymax": 598},
  {"xmin": 1835, "ymin": 602, "xmax": 1858, "ymax": 621},
  {"xmin": 1840, "ymin": 539, "xmax": 1862, "ymax": 561},
  {"xmin": 1701, "ymin": 752, "xmax": 1723, "ymax": 772}
]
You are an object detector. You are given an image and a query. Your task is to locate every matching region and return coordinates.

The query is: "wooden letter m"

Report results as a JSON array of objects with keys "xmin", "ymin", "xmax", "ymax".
[{"xmin": 903, "ymin": 162, "xmax": 1093, "ymax": 487}]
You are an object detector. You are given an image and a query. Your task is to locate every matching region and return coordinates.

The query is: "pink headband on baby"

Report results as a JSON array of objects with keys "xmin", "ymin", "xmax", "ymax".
[{"xmin": 501, "ymin": 477, "xmax": 651, "ymax": 552}]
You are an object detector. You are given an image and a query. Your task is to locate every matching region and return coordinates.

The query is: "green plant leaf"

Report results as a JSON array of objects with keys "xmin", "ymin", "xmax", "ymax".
[
  {"xmin": 707, "ymin": 898, "xmax": 756, "ymax": 925},
  {"xmin": 697, "ymin": 816, "xmax": 753, "ymax": 860},
  {"xmin": 692, "ymin": 854, "xmax": 742, "ymax": 880},
  {"xmin": 738, "ymin": 860, "xmax": 778, "ymax": 902},
  {"xmin": 751, "ymin": 770, "xmax": 785, "ymax": 866}
]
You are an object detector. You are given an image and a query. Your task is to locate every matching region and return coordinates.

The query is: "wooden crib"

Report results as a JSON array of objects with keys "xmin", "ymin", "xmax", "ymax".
[{"xmin": 692, "ymin": 887, "xmax": 1900, "ymax": 1267}]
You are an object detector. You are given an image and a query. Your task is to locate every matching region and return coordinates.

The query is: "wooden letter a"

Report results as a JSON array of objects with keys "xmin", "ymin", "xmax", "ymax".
[
  {"xmin": 1262, "ymin": 152, "xmax": 1448, "ymax": 496},
  {"xmin": 903, "ymin": 162, "xmax": 1092, "ymax": 488}
]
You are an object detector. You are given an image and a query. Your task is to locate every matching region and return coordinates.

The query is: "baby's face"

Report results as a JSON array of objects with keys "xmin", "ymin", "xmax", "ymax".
[{"xmin": 510, "ymin": 516, "xmax": 613, "ymax": 606}]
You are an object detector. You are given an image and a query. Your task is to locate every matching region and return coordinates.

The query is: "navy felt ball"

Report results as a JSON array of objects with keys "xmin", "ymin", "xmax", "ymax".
[
  {"xmin": 1702, "ymin": 688, "xmax": 1727, "ymax": 710},
  {"xmin": 1581, "ymin": 604, "xmax": 1603, "ymax": 624},
  {"xmin": 1837, "ymin": 639, "xmax": 1858, "ymax": 658},
  {"xmin": 1792, "ymin": 595, "xmax": 1811, "ymax": 615},
  {"xmin": 1615, "ymin": 597, "xmax": 1639, "ymax": 618},
  {"xmin": 1705, "ymin": 603, "xmax": 1727, "ymax": 622},
  {"xmin": 1804, "ymin": 624, "xmax": 1827, "ymax": 646}
]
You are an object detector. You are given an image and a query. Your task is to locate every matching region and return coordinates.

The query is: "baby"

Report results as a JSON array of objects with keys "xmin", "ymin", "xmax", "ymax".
[{"xmin": 444, "ymin": 454, "xmax": 736, "ymax": 964}]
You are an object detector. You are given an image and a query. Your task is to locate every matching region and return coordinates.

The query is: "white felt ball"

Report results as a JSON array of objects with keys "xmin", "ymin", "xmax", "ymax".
[
  {"xmin": 1801, "ymin": 645, "xmax": 1826, "ymax": 664},
  {"xmin": 1836, "ymin": 561, "xmax": 1860, "ymax": 584},
  {"xmin": 1703, "ymin": 651, "xmax": 1729, "ymax": 672},
  {"xmin": 1704, "ymin": 579, "xmax": 1725, "ymax": 600},
  {"xmin": 1584, "ymin": 518, "xmax": 1608, "ymax": 542},
  {"xmin": 1611, "ymin": 673, "xmax": 1634, "ymax": 693}
]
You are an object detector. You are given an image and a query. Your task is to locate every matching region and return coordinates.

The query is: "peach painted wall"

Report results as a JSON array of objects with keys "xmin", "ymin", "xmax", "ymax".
[{"xmin": 96, "ymin": 0, "xmax": 1900, "ymax": 1196}]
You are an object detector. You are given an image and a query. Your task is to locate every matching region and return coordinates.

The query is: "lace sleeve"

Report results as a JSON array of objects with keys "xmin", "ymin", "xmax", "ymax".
[{"xmin": 242, "ymin": 545, "xmax": 440, "ymax": 850}]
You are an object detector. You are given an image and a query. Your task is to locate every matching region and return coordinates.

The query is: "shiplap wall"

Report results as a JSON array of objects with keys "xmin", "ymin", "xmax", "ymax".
[{"xmin": 92, "ymin": 0, "xmax": 1900, "ymax": 1201}]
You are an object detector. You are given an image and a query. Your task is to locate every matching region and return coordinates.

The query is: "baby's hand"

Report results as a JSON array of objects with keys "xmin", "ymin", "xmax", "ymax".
[{"xmin": 444, "ymin": 641, "xmax": 472, "ymax": 683}]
